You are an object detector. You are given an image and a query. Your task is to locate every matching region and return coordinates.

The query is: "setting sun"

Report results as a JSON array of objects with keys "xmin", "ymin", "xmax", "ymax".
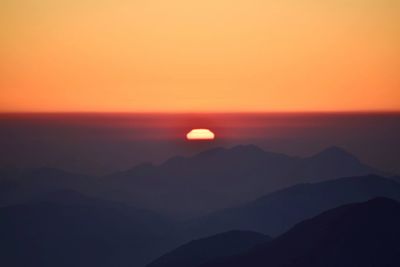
[{"xmin": 186, "ymin": 129, "xmax": 215, "ymax": 140}]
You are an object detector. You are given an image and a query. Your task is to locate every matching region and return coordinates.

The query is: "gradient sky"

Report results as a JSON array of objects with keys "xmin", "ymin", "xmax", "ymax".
[{"xmin": 1, "ymin": 0, "xmax": 399, "ymax": 112}]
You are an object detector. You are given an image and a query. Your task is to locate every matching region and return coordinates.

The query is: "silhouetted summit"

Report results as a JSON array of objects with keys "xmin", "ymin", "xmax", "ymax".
[
  {"xmin": 201, "ymin": 197, "xmax": 400, "ymax": 267},
  {"xmin": 311, "ymin": 145, "xmax": 358, "ymax": 160}
]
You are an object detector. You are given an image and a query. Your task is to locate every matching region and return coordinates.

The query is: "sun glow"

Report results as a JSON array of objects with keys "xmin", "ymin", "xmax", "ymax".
[
  {"xmin": 186, "ymin": 129, "xmax": 215, "ymax": 140},
  {"xmin": 1, "ymin": 0, "xmax": 399, "ymax": 113}
]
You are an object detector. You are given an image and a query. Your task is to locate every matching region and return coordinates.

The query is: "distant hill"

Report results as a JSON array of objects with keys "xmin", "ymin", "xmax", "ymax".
[
  {"xmin": 201, "ymin": 197, "xmax": 400, "ymax": 267},
  {"xmin": 146, "ymin": 230, "xmax": 271, "ymax": 267},
  {"xmin": 102, "ymin": 145, "xmax": 380, "ymax": 216},
  {"xmin": 0, "ymin": 190, "xmax": 182, "ymax": 267},
  {"xmin": 0, "ymin": 145, "xmax": 382, "ymax": 217},
  {"xmin": 187, "ymin": 174, "xmax": 400, "ymax": 237},
  {"xmin": 0, "ymin": 167, "xmax": 94, "ymax": 207},
  {"xmin": 2, "ymin": 173, "xmax": 400, "ymax": 266}
]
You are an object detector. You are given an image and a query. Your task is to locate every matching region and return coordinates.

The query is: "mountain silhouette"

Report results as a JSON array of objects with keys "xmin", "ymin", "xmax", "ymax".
[
  {"xmin": 146, "ymin": 230, "xmax": 271, "ymax": 267},
  {"xmin": 0, "ymin": 167, "xmax": 94, "ymax": 207},
  {"xmin": 187, "ymin": 174, "xmax": 400, "ymax": 237},
  {"xmin": 103, "ymin": 145, "xmax": 380, "ymax": 216},
  {"xmin": 201, "ymin": 197, "xmax": 400, "ymax": 267},
  {"xmin": 0, "ymin": 190, "xmax": 182, "ymax": 267},
  {"xmin": 301, "ymin": 146, "xmax": 372, "ymax": 178},
  {"xmin": 0, "ymin": 154, "xmax": 397, "ymax": 267},
  {"xmin": 0, "ymin": 145, "xmax": 382, "ymax": 217}
]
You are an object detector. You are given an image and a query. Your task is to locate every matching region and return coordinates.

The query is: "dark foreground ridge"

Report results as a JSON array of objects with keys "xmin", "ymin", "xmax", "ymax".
[
  {"xmin": 147, "ymin": 230, "xmax": 271, "ymax": 267},
  {"xmin": 201, "ymin": 197, "xmax": 400, "ymax": 267}
]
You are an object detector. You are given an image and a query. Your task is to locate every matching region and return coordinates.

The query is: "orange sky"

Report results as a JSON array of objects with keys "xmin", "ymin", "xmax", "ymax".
[{"xmin": 1, "ymin": 0, "xmax": 399, "ymax": 112}]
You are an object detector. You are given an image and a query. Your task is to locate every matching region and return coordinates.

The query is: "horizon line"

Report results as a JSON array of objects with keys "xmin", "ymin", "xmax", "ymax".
[{"xmin": 1, "ymin": 110, "xmax": 400, "ymax": 116}]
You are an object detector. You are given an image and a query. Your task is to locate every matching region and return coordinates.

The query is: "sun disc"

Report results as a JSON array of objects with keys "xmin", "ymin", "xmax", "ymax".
[{"xmin": 186, "ymin": 129, "xmax": 215, "ymax": 140}]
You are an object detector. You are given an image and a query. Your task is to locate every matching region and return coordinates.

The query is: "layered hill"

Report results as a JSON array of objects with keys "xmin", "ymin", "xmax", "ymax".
[
  {"xmin": 201, "ymin": 197, "xmax": 400, "ymax": 267},
  {"xmin": 0, "ymin": 190, "xmax": 182, "ymax": 267},
  {"xmin": 188, "ymin": 174, "xmax": 400, "ymax": 236},
  {"xmin": 103, "ymin": 145, "xmax": 379, "ymax": 216}
]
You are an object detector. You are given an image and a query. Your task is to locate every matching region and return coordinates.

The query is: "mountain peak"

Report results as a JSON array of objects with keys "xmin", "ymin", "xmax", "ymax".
[
  {"xmin": 230, "ymin": 144, "xmax": 265, "ymax": 154},
  {"xmin": 317, "ymin": 145, "xmax": 351, "ymax": 155},
  {"xmin": 193, "ymin": 147, "xmax": 227, "ymax": 159},
  {"xmin": 194, "ymin": 145, "xmax": 265, "ymax": 159},
  {"xmin": 310, "ymin": 146, "xmax": 359, "ymax": 161}
]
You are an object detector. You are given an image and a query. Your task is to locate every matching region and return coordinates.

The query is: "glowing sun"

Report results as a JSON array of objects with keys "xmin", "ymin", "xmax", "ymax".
[{"xmin": 186, "ymin": 129, "xmax": 215, "ymax": 140}]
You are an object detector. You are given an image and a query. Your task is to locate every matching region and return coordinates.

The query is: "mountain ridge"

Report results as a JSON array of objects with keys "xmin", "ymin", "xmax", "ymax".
[
  {"xmin": 0, "ymin": 189, "xmax": 182, "ymax": 267},
  {"xmin": 186, "ymin": 174, "xmax": 400, "ymax": 237},
  {"xmin": 200, "ymin": 197, "xmax": 400, "ymax": 267},
  {"xmin": 103, "ymin": 145, "xmax": 381, "ymax": 216},
  {"xmin": 146, "ymin": 230, "xmax": 271, "ymax": 267}
]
